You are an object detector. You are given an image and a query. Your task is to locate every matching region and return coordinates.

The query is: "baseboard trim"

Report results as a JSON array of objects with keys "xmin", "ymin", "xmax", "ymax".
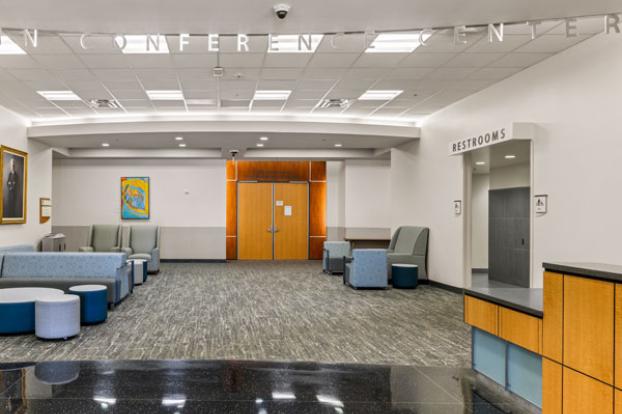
[
  {"xmin": 472, "ymin": 268, "xmax": 489, "ymax": 274},
  {"xmin": 428, "ymin": 280, "xmax": 463, "ymax": 294},
  {"xmin": 161, "ymin": 259, "xmax": 227, "ymax": 263}
]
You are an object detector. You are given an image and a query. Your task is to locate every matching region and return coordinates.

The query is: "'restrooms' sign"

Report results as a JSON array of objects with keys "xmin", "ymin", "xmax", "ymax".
[{"xmin": 449, "ymin": 127, "xmax": 509, "ymax": 155}]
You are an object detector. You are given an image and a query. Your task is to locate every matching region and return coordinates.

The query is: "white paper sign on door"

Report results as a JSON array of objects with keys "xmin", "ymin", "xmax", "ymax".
[
  {"xmin": 284, "ymin": 206, "xmax": 292, "ymax": 216},
  {"xmin": 276, "ymin": 200, "xmax": 284, "ymax": 206}
]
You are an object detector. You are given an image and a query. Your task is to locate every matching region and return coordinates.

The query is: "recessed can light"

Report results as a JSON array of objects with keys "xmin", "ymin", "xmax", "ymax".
[
  {"xmin": 256, "ymin": 143, "xmax": 265, "ymax": 147},
  {"xmin": 504, "ymin": 154, "xmax": 516, "ymax": 160},
  {"xmin": 259, "ymin": 136, "xmax": 269, "ymax": 141},
  {"xmin": 475, "ymin": 161, "xmax": 485, "ymax": 166},
  {"xmin": 334, "ymin": 143, "xmax": 343, "ymax": 148},
  {"xmin": 179, "ymin": 143, "xmax": 187, "ymax": 148},
  {"xmin": 102, "ymin": 143, "xmax": 110, "ymax": 147},
  {"xmin": 175, "ymin": 136, "xmax": 184, "ymax": 141}
]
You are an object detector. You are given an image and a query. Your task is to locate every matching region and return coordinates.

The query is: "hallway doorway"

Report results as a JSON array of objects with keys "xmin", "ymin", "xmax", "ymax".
[{"xmin": 237, "ymin": 182, "xmax": 309, "ymax": 260}]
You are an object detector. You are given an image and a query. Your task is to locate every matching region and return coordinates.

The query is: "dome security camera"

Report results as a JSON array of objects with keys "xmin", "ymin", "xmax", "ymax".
[{"xmin": 273, "ymin": 3, "xmax": 291, "ymax": 19}]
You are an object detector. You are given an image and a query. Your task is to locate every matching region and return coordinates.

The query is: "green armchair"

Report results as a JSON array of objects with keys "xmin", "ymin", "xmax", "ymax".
[{"xmin": 121, "ymin": 225, "xmax": 160, "ymax": 273}]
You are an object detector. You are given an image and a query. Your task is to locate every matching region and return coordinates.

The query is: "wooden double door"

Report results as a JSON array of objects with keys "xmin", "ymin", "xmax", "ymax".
[{"xmin": 237, "ymin": 182, "xmax": 309, "ymax": 260}]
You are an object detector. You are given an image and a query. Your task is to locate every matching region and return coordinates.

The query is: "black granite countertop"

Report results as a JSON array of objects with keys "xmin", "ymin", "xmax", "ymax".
[
  {"xmin": 543, "ymin": 262, "xmax": 622, "ymax": 283},
  {"xmin": 464, "ymin": 287, "xmax": 543, "ymax": 318}
]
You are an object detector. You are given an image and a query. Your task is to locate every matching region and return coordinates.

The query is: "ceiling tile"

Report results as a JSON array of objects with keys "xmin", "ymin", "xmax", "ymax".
[
  {"xmin": 467, "ymin": 67, "xmax": 523, "ymax": 81},
  {"xmin": 383, "ymin": 67, "xmax": 434, "ymax": 80},
  {"xmin": 0, "ymin": 56, "xmax": 40, "ymax": 69},
  {"xmin": 489, "ymin": 52, "xmax": 553, "ymax": 68},
  {"xmin": 308, "ymin": 53, "xmax": 360, "ymax": 67},
  {"xmin": 33, "ymin": 54, "xmax": 86, "ymax": 70},
  {"xmin": 263, "ymin": 54, "xmax": 311, "ymax": 68},
  {"xmin": 55, "ymin": 70, "xmax": 98, "ymax": 81},
  {"xmin": 126, "ymin": 55, "xmax": 173, "ymax": 69},
  {"xmin": 81, "ymin": 55, "xmax": 130, "ymax": 69},
  {"xmin": 426, "ymin": 67, "xmax": 477, "ymax": 80},
  {"xmin": 465, "ymin": 35, "xmax": 532, "ymax": 53},
  {"xmin": 261, "ymin": 68, "xmax": 303, "ymax": 79},
  {"xmin": 220, "ymin": 53, "xmax": 265, "ymax": 68},
  {"xmin": 443, "ymin": 53, "xmax": 504, "ymax": 68},
  {"xmin": 172, "ymin": 54, "xmax": 217, "ymax": 68},
  {"xmin": 420, "ymin": 30, "xmax": 485, "ymax": 53},
  {"xmin": 353, "ymin": 53, "xmax": 409, "ymax": 67},
  {"xmin": 399, "ymin": 53, "xmax": 456, "ymax": 67}
]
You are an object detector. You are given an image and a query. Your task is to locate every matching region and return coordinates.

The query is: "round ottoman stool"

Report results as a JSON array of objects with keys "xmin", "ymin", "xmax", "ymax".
[
  {"xmin": 35, "ymin": 295, "xmax": 80, "ymax": 340},
  {"xmin": 392, "ymin": 264, "xmax": 419, "ymax": 289},
  {"xmin": 69, "ymin": 285, "xmax": 108, "ymax": 325}
]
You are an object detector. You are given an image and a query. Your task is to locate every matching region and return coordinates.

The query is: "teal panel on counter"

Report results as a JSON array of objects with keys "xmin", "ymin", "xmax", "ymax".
[
  {"xmin": 472, "ymin": 328, "xmax": 506, "ymax": 385},
  {"xmin": 507, "ymin": 344, "xmax": 542, "ymax": 408}
]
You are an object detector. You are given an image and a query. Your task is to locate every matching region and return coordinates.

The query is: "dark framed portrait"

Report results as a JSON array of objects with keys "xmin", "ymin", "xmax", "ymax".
[{"xmin": 1, "ymin": 146, "xmax": 28, "ymax": 224}]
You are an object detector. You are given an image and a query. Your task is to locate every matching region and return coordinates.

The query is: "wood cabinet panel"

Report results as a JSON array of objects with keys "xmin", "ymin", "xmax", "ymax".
[
  {"xmin": 563, "ymin": 367, "xmax": 613, "ymax": 414},
  {"xmin": 563, "ymin": 275, "xmax": 614, "ymax": 384},
  {"xmin": 464, "ymin": 296, "xmax": 498, "ymax": 335},
  {"xmin": 498, "ymin": 307, "xmax": 542, "ymax": 354},
  {"xmin": 543, "ymin": 271, "xmax": 564, "ymax": 362},
  {"xmin": 309, "ymin": 237, "xmax": 325, "ymax": 260},
  {"xmin": 615, "ymin": 389, "xmax": 622, "ymax": 414},
  {"xmin": 226, "ymin": 237, "xmax": 237, "ymax": 260},
  {"xmin": 226, "ymin": 181, "xmax": 237, "ymax": 236},
  {"xmin": 543, "ymin": 358, "xmax": 562, "ymax": 414},
  {"xmin": 616, "ymin": 285, "xmax": 622, "ymax": 390},
  {"xmin": 226, "ymin": 160, "xmax": 236, "ymax": 180}
]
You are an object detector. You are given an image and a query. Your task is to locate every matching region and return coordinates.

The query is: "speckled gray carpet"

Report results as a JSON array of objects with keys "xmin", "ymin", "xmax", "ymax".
[{"xmin": 0, "ymin": 262, "xmax": 471, "ymax": 366}]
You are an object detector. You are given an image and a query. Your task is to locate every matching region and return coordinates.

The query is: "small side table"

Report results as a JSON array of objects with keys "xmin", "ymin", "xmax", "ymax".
[
  {"xmin": 392, "ymin": 264, "xmax": 418, "ymax": 289},
  {"xmin": 68, "ymin": 285, "xmax": 108, "ymax": 325},
  {"xmin": 128, "ymin": 259, "xmax": 148, "ymax": 285}
]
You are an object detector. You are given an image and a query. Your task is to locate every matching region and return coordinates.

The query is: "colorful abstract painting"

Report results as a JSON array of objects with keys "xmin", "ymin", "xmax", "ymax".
[{"xmin": 121, "ymin": 177, "xmax": 150, "ymax": 220}]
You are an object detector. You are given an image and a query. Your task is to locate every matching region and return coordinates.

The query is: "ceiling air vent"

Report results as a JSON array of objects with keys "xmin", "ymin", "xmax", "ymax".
[
  {"xmin": 88, "ymin": 99, "xmax": 119, "ymax": 109},
  {"xmin": 319, "ymin": 98, "xmax": 351, "ymax": 109}
]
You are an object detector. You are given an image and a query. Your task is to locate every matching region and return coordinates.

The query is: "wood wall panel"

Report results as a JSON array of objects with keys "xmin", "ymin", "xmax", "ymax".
[
  {"xmin": 226, "ymin": 181, "xmax": 237, "ymax": 236},
  {"xmin": 563, "ymin": 275, "xmax": 614, "ymax": 384},
  {"xmin": 498, "ymin": 307, "xmax": 542, "ymax": 354},
  {"xmin": 309, "ymin": 237, "xmax": 325, "ymax": 260},
  {"xmin": 237, "ymin": 161, "xmax": 310, "ymax": 182},
  {"xmin": 563, "ymin": 367, "xmax": 613, "ymax": 414},
  {"xmin": 543, "ymin": 271, "xmax": 564, "ymax": 362},
  {"xmin": 310, "ymin": 161, "xmax": 327, "ymax": 181},
  {"xmin": 309, "ymin": 182, "xmax": 327, "ymax": 237},
  {"xmin": 226, "ymin": 160, "xmax": 236, "ymax": 180},
  {"xmin": 226, "ymin": 237, "xmax": 237, "ymax": 260},
  {"xmin": 542, "ymin": 358, "xmax": 562, "ymax": 414},
  {"xmin": 616, "ymin": 389, "xmax": 622, "ymax": 414},
  {"xmin": 464, "ymin": 296, "xmax": 498, "ymax": 335},
  {"xmin": 617, "ymin": 284, "xmax": 622, "ymax": 390}
]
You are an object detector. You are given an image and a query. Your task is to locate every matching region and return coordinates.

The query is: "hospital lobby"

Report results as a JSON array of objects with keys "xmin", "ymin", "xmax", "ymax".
[{"xmin": 0, "ymin": 0, "xmax": 621, "ymax": 412}]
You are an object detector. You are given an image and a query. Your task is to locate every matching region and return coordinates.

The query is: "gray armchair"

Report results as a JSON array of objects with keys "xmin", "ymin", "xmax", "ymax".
[
  {"xmin": 387, "ymin": 226, "xmax": 429, "ymax": 280},
  {"xmin": 79, "ymin": 225, "xmax": 122, "ymax": 253},
  {"xmin": 122, "ymin": 225, "xmax": 160, "ymax": 273}
]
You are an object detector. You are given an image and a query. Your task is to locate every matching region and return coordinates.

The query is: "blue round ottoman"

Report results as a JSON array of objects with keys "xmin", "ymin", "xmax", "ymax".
[
  {"xmin": 392, "ymin": 264, "xmax": 418, "ymax": 289},
  {"xmin": 0, "ymin": 288, "xmax": 65, "ymax": 334},
  {"xmin": 68, "ymin": 285, "xmax": 108, "ymax": 325}
]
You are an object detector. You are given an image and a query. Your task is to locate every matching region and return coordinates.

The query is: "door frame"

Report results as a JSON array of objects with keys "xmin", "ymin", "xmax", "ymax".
[
  {"xmin": 236, "ymin": 181, "xmax": 310, "ymax": 260},
  {"xmin": 463, "ymin": 139, "xmax": 535, "ymax": 288}
]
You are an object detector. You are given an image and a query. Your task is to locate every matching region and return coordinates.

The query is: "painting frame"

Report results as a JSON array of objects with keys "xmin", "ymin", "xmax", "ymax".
[
  {"xmin": 121, "ymin": 177, "xmax": 150, "ymax": 220},
  {"xmin": 0, "ymin": 146, "xmax": 28, "ymax": 225}
]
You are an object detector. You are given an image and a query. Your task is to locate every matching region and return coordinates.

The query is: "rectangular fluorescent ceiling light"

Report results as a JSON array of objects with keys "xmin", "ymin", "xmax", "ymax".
[
  {"xmin": 366, "ymin": 32, "xmax": 431, "ymax": 53},
  {"xmin": 253, "ymin": 90, "xmax": 292, "ymax": 100},
  {"xmin": 146, "ymin": 90, "xmax": 184, "ymax": 100},
  {"xmin": 185, "ymin": 98, "xmax": 216, "ymax": 105},
  {"xmin": 37, "ymin": 90, "xmax": 81, "ymax": 101},
  {"xmin": 0, "ymin": 35, "xmax": 26, "ymax": 55},
  {"xmin": 115, "ymin": 35, "xmax": 169, "ymax": 54},
  {"xmin": 268, "ymin": 34, "xmax": 323, "ymax": 53},
  {"xmin": 358, "ymin": 90, "xmax": 403, "ymax": 101}
]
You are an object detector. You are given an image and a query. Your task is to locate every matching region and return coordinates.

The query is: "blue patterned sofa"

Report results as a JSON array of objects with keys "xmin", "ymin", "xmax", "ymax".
[{"xmin": 0, "ymin": 251, "xmax": 132, "ymax": 307}]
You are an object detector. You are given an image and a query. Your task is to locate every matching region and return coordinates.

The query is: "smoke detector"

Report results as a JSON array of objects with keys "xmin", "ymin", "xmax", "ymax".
[
  {"xmin": 212, "ymin": 66, "xmax": 225, "ymax": 78},
  {"xmin": 88, "ymin": 99, "xmax": 119, "ymax": 109},
  {"xmin": 319, "ymin": 98, "xmax": 351, "ymax": 109}
]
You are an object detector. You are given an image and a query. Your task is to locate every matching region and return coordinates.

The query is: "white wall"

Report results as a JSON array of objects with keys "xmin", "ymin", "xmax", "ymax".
[
  {"xmin": 0, "ymin": 107, "xmax": 52, "ymax": 247},
  {"xmin": 490, "ymin": 163, "xmax": 530, "ymax": 190},
  {"xmin": 326, "ymin": 160, "xmax": 346, "ymax": 240},
  {"xmin": 344, "ymin": 159, "xmax": 391, "ymax": 238},
  {"xmin": 392, "ymin": 33, "xmax": 622, "ymax": 288},
  {"xmin": 471, "ymin": 174, "xmax": 489, "ymax": 269},
  {"xmin": 52, "ymin": 158, "xmax": 226, "ymax": 259}
]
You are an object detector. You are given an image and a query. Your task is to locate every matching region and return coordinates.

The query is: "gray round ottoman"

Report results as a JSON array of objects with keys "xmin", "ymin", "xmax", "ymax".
[{"xmin": 35, "ymin": 295, "xmax": 81, "ymax": 340}]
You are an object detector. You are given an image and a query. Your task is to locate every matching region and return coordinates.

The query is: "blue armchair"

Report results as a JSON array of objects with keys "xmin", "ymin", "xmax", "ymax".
[
  {"xmin": 322, "ymin": 241, "xmax": 351, "ymax": 274},
  {"xmin": 343, "ymin": 249, "xmax": 388, "ymax": 289}
]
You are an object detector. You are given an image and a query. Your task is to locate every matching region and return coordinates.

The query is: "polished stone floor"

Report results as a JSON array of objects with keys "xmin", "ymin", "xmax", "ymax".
[
  {"xmin": 0, "ymin": 262, "xmax": 471, "ymax": 366},
  {"xmin": 0, "ymin": 360, "xmax": 539, "ymax": 413}
]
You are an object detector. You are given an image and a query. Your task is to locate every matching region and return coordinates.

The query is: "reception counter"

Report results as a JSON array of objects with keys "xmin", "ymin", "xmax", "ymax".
[{"xmin": 464, "ymin": 262, "xmax": 622, "ymax": 413}]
